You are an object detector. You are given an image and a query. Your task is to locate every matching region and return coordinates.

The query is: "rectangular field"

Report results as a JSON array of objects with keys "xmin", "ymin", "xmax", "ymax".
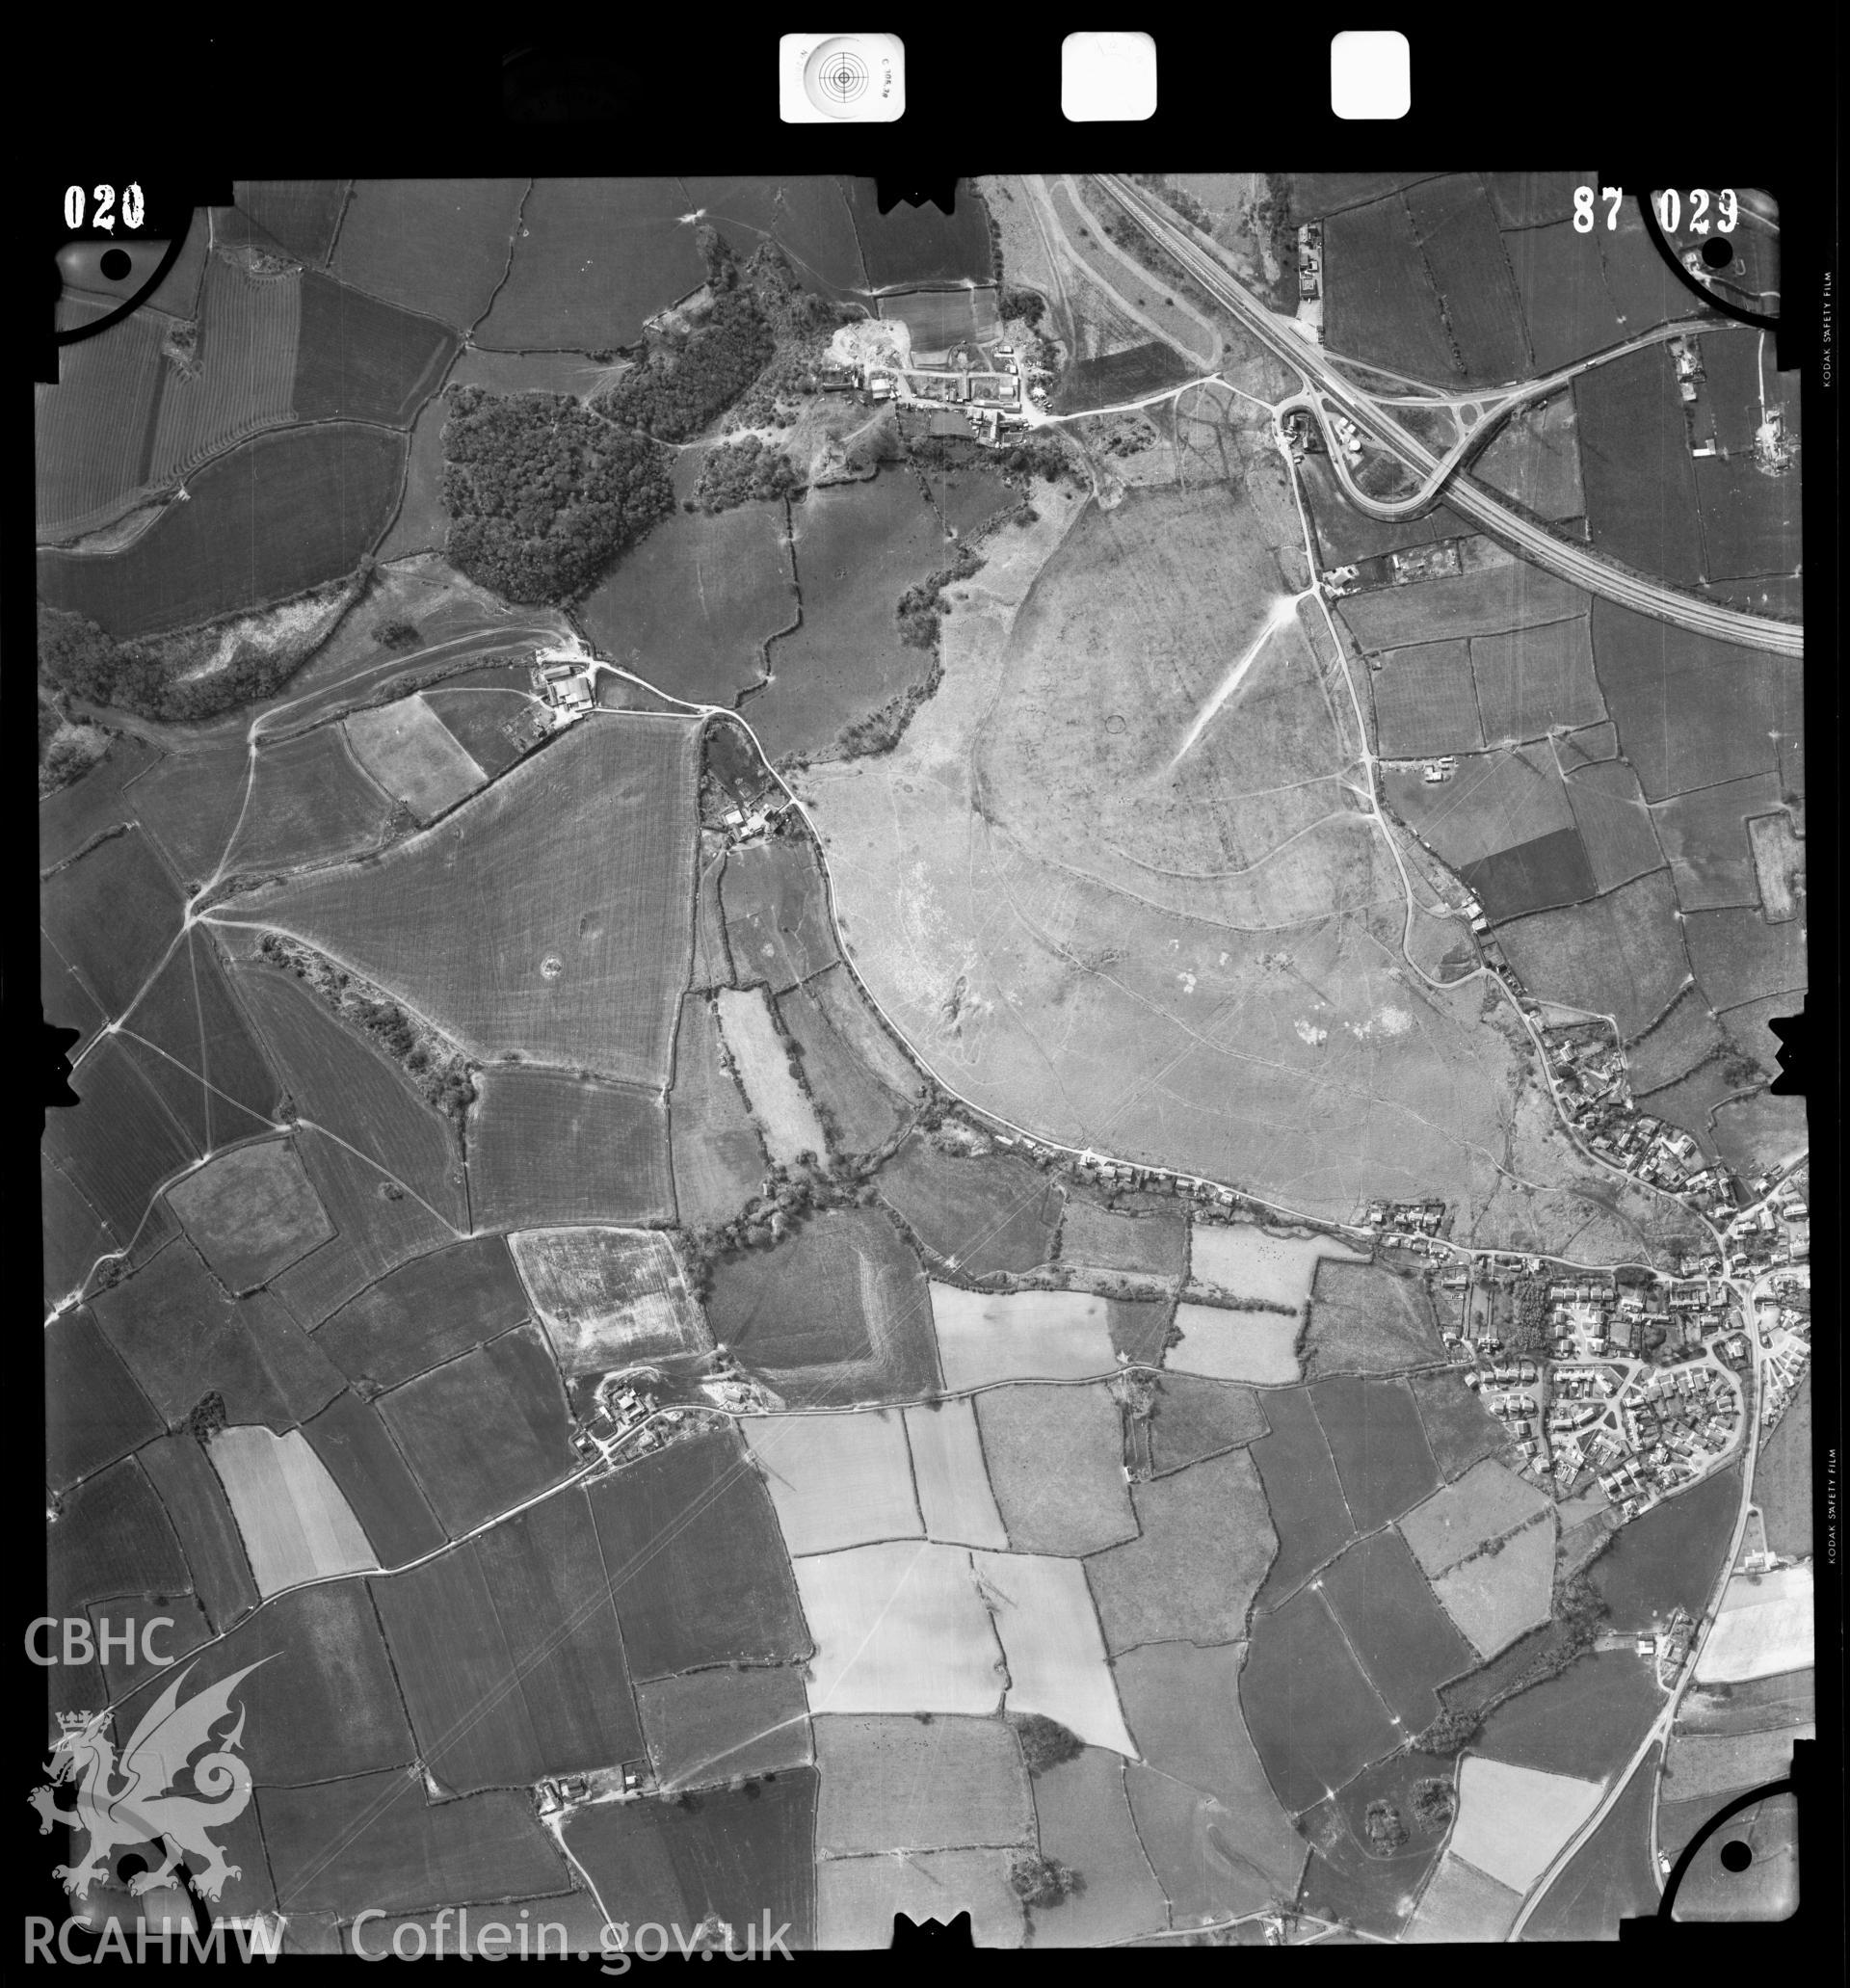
[
  {"xmin": 1682, "ymin": 904, "xmax": 1807, "ymax": 1010},
  {"xmin": 1495, "ymin": 867, "xmax": 1690, "ymax": 1037},
  {"xmin": 1250, "ymin": 1387, "xmax": 1357, "ymax": 1602},
  {"xmin": 1471, "ymin": 615, "xmax": 1604, "ymax": 743},
  {"xmin": 233, "ymin": 180, "xmax": 348, "ymax": 264},
  {"xmin": 148, "ymin": 258, "xmax": 303, "ymax": 482},
  {"xmin": 974, "ymin": 1383, "xmax": 1137, "ymax": 1555},
  {"xmin": 1309, "ymin": 1375, "xmax": 1440, "ymax": 1529},
  {"xmin": 1695, "ymin": 1566, "xmax": 1813, "ymax": 1683},
  {"xmin": 667, "ymin": 994, "xmax": 766, "ymax": 1226},
  {"xmin": 774, "ymin": 976, "xmax": 908, "ymax": 1158},
  {"xmin": 48, "ymin": 1457, "xmax": 189, "ymax": 1623},
  {"xmin": 714, "ymin": 985, "xmax": 828, "ymax": 1162},
  {"xmin": 233, "ymin": 965, "xmax": 464, "ymax": 1224},
  {"xmin": 1398, "ymin": 1456, "xmax": 1552, "ymax": 1575},
  {"xmin": 1652, "ymin": 773, "xmax": 1782, "ymax": 910},
  {"xmin": 469, "ymin": 1069, "xmax": 673, "ymax": 1232},
  {"xmin": 1166, "ymin": 1302, "xmax": 1300, "ymax": 1383},
  {"xmin": 301, "ymin": 1390, "xmax": 447, "ymax": 1568},
  {"xmin": 1240, "ymin": 1584, "xmax": 1399, "ymax": 1814},
  {"xmin": 1059, "ymin": 1199, "xmax": 1186, "ymax": 1277},
  {"xmin": 1084, "ymin": 1448, "xmax": 1276, "ymax": 1654},
  {"xmin": 1573, "ymin": 347, "xmax": 1704, "ymax": 585},
  {"xmin": 135, "ymin": 1430, "xmax": 260, "ymax": 1630},
  {"xmin": 208, "ymin": 1424, "xmax": 377, "ymax": 1594},
  {"xmin": 1566, "ymin": 758, "xmax": 1671, "ymax": 892},
  {"xmin": 224, "ymin": 726, "xmax": 393, "ymax": 872},
  {"xmin": 511, "ymin": 1228, "xmax": 707, "ymax": 1374},
  {"xmin": 815, "ymin": 1713, "xmax": 1032, "ymax": 1852},
  {"xmin": 36, "ymin": 302, "xmax": 164, "ymax": 538},
  {"xmin": 703, "ymin": 1206, "xmax": 941, "ymax": 1407},
  {"xmin": 928, "ymin": 1285, "xmax": 1114, "ymax": 1389},
  {"xmin": 880, "ymin": 1136, "xmax": 1062, "ymax": 1278},
  {"xmin": 167, "ymin": 1137, "xmax": 336, "ymax": 1291},
  {"xmin": 588, "ymin": 1427, "xmax": 811, "ymax": 1677},
  {"xmin": 795, "ymin": 1540, "xmax": 1003, "ymax": 1715},
  {"xmin": 37, "ymin": 424, "xmax": 407, "ymax": 640},
  {"xmin": 117, "ymin": 1578, "xmax": 414, "ymax": 1787},
  {"xmin": 251, "ymin": 715, "xmax": 698, "ymax": 1084},
  {"xmin": 743, "ymin": 1411, "xmax": 924, "ymax": 1554},
  {"xmin": 260, "ymin": 1773, "xmax": 566, "ymax": 1915},
  {"xmin": 1323, "ymin": 195, "xmax": 1460, "ymax": 384},
  {"xmin": 45, "ymin": 1307, "xmax": 163, "ymax": 1492},
  {"xmin": 1301, "ymin": 1260, "xmax": 1445, "ymax": 1374},
  {"xmin": 1028, "ymin": 1748, "xmax": 1170, "ymax": 1945},
  {"xmin": 1319, "ymin": 1527, "xmax": 1474, "ymax": 1728},
  {"xmin": 878, "ymin": 285, "xmax": 1000, "ymax": 355},
  {"xmin": 581, "ymin": 495, "xmax": 797, "ymax": 708},
  {"xmin": 1432, "ymin": 1511, "xmax": 1557, "ymax": 1658},
  {"xmin": 1405, "ymin": 175, "xmax": 1532, "ymax": 382},
  {"xmin": 819, "ymin": 1850, "xmax": 1021, "ymax": 1949},
  {"xmin": 475, "ymin": 178, "xmax": 705, "ymax": 352},
  {"xmin": 343, "ymin": 695, "xmax": 486, "ymax": 821},
  {"xmin": 720, "ymin": 836, "xmax": 839, "ymax": 995},
  {"xmin": 376, "ymin": 1322, "xmax": 574, "ymax": 1536},
  {"xmin": 903, "ymin": 1398, "xmax": 1009, "ymax": 1549},
  {"xmin": 637, "ymin": 1665, "xmax": 813, "ymax": 1791},
  {"xmin": 88, "ymin": 1236, "xmax": 343, "ymax": 1429},
  {"xmin": 1371, "ymin": 639, "xmax": 1485, "ymax": 757},
  {"xmin": 1591, "ymin": 598, "xmax": 1798, "ymax": 801},
  {"xmin": 292, "ymin": 271, "xmax": 457, "ymax": 426},
  {"xmin": 1340, "ymin": 562, "xmax": 1588, "ymax": 648},
  {"xmin": 371, "ymin": 1486, "xmax": 644, "ymax": 1793},
  {"xmin": 316, "ymin": 1234, "xmax": 530, "ymax": 1390},
  {"xmin": 330, "ymin": 180, "xmax": 530, "ymax": 331},
  {"xmin": 1449, "ymin": 1755, "xmax": 1603, "ymax": 1893},
  {"xmin": 1503, "ymin": 219, "xmax": 1625, "ymax": 373}
]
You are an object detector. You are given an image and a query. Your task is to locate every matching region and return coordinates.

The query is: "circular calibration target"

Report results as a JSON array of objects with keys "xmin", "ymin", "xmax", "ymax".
[{"xmin": 804, "ymin": 38, "xmax": 877, "ymax": 116}]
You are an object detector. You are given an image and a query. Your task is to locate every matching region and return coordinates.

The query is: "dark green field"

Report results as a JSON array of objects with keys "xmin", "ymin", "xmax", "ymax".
[
  {"xmin": 45, "ymin": 1039, "xmax": 198, "ymax": 1244},
  {"xmin": 260, "ymin": 1772, "xmax": 566, "ymax": 1914},
  {"xmin": 1243, "ymin": 1583, "xmax": 1400, "ymax": 1814},
  {"xmin": 302, "ymin": 1390, "xmax": 446, "ymax": 1567},
  {"xmin": 232, "ymin": 180, "xmax": 349, "ymax": 264},
  {"xmin": 318, "ymin": 1235, "xmax": 531, "ymax": 1392},
  {"xmin": 47, "ymin": 1456, "xmax": 190, "ymax": 1622},
  {"xmin": 1592, "ymin": 1464, "xmax": 1741, "ymax": 1629},
  {"xmin": 1251, "ymin": 1385, "xmax": 1357, "ymax": 1602},
  {"xmin": 1475, "ymin": 1649, "xmax": 1666, "ymax": 1779},
  {"xmin": 44, "ymin": 1309, "xmax": 162, "ymax": 1491},
  {"xmin": 1521, "ymin": 1742, "xmax": 1661, "ymax": 1939},
  {"xmin": 89, "ymin": 1233, "xmax": 343, "ymax": 1429},
  {"xmin": 330, "ymin": 179, "xmax": 529, "ymax": 330},
  {"xmin": 37, "ymin": 424, "xmax": 406, "ymax": 639},
  {"xmin": 376, "ymin": 1321, "xmax": 574, "ymax": 1536},
  {"xmin": 1321, "ymin": 1527, "xmax": 1474, "ymax": 1729},
  {"xmin": 877, "ymin": 1134, "xmax": 1061, "ymax": 1279},
  {"xmin": 372, "ymin": 1488, "xmax": 643, "ymax": 1794},
  {"xmin": 137, "ymin": 1429, "xmax": 261, "ymax": 1630},
  {"xmin": 1311, "ymin": 1376, "xmax": 1440, "ymax": 1530},
  {"xmin": 587, "ymin": 1428, "xmax": 810, "ymax": 1678}
]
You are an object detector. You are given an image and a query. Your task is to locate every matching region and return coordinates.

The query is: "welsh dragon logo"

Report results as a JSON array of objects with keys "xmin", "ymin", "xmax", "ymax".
[{"xmin": 31, "ymin": 1659, "xmax": 270, "ymax": 1901}]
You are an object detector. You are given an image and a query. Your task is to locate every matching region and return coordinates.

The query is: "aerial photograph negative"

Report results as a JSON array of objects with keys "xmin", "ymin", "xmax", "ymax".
[{"xmin": 35, "ymin": 160, "xmax": 1821, "ymax": 1957}]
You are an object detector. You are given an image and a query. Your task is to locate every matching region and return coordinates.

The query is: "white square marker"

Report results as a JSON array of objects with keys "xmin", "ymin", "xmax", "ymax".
[
  {"xmin": 1061, "ymin": 33, "xmax": 1157, "ymax": 121},
  {"xmin": 1331, "ymin": 31, "xmax": 1411, "ymax": 119}
]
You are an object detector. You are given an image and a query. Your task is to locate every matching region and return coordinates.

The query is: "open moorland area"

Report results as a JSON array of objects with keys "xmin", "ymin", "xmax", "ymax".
[{"xmin": 40, "ymin": 173, "xmax": 1808, "ymax": 1951}]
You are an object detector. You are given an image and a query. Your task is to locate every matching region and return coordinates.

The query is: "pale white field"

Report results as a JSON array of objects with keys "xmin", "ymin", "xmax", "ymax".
[
  {"xmin": 795, "ymin": 1541, "xmax": 1007, "ymax": 1716},
  {"xmin": 1187, "ymin": 1224, "xmax": 1366, "ymax": 1312},
  {"xmin": 817, "ymin": 1850, "xmax": 1024, "ymax": 1949},
  {"xmin": 1400, "ymin": 1458, "xmax": 1554, "ymax": 1576},
  {"xmin": 928, "ymin": 1285, "xmax": 1117, "ymax": 1390},
  {"xmin": 971, "ymin": 1551, "xmax": 1138, "ymax": 1757},
  {"xmin": 208, "ymin": 1425, "xmax": 377, "ymax": 1596},
  {"xmin": 714, "ymin": 985, "xmax": 829, "ymax": 1163},
  {"xmin": 1165, "ymin": 1302, "xmax": 1301, "ymax": 1384},
  {"xmin": 904, "ymin": 1398, "xmax": 1009, "ymax": 1550},
  {"xmin": 343, "ymin": 694, "xmax": 486, "ymax": 820},
  {"xmin": 1449, "ymin": 1756, "xmax": 1603, "ymax": 1893},
  {"xmin": 1403, "ymin": 1850, "xmax": 1524, "ymax": 1943},
  {"xmin": 1695, "ymin": 1566, "xmax": 1814, "ymax": 1683},
  {"xmin": 744, "ymin": 1411, "xmax": 923, "ymax": 1555},
  {"xmin": 509, "ymin": 1227, "xmax": 708, "ymax": 1373},
  {"xmin": 1431, "ymin": 1513, "xmax": 1556, "ymax": 1659}
]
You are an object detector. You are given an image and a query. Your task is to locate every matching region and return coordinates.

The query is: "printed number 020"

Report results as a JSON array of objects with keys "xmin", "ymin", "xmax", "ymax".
[
  {"xmin": 63, "ymin": 184, "xmax": 145, "ymax": 231},
  {"xmin": 1572, "ymin": 186, "xmax": 1624, "ymax": 233}
]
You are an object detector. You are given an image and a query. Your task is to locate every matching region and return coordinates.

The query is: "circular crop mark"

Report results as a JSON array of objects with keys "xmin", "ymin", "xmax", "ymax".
[
  {"xmin": 1702, "ymin": 235, "xmax": 1734, "ymax": 271},
  {"xmin": 540, "ymin": 954, "xmax": 565, "ymax": 980},
  {"xmin": 100, "ymin": 247, "xmax": 133, "ymax": 281},
  {"xmin": 1719, "ymin": 1839, "xmax": 1754, "ymax": 1872},
  {"xmin": 1105, "ymin": 715, "xmax": 1127, "ymax": 734}
]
